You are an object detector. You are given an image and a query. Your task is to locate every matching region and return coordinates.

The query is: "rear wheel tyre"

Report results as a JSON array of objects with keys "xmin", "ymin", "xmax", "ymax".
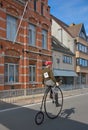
[{"xmin": 35, "ymin": 111, "xmax": 44, "ymax": 125}]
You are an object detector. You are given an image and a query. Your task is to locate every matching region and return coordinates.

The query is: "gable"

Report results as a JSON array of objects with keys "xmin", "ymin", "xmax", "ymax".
[{"xmin": 79, "ymin": 24, "xmax": 87, "ymax": 40}]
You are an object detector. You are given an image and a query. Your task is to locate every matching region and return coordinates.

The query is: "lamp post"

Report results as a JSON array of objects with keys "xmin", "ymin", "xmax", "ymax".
[{"xmin": 80, "ymin": 71, "xmax": 81, "ymax": 88}]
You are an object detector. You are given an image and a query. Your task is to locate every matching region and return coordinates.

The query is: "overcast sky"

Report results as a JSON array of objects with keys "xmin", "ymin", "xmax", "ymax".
[{"xmin": 48, "ymin": 0, "xmax": 88, "ymax": 34}]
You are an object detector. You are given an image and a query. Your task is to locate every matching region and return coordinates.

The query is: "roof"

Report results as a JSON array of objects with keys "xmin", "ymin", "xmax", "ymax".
[
  {"xmin": 51, "ymin": 14, "xmax": 83, "ymax": 38},
  {"xmin": 51, "ymin": 15, "xmax": 74, "ymax": 37},
  {"xmin": 51, "ymin": 14, "xmax": 68, "ymax": 28},
  {"xmin": 67, "ymin": 23, "xmax": 83, "ymax": 38},
  {"xmin": 52, "ymin": 36, "xmax": 75, "ymax": 56}
]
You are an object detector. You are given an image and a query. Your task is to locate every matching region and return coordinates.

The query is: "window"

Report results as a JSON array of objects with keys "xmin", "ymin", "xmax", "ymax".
[
  {"xmin": 5, "ymin": 63, "xmax": 19, "ymax": 83},
  {"xmin": 42, "ymin": 29, "xmax": 47, "ymax": 49},
  {"xmin": 7, "ymin": 15, "xmax": 17, "ymax": 41},
  {"xmin": 29, "ymin": 65, "xmax": 36, "ymax": 82},
  {"xmin": 34, "ymin": 0, "xmax": 37, "ymax": 11},
  {"xmin": 41, "ymin": 3, "xmax": 44, "ymax": 15},
  {"xmin": 63, "ymin": 55, "xmax": 72, "ymax": 64},
  {"xmin": 28, "ymin": 24, "xmax": 36, "ymax": 46},
  {"xmin": 77, "ymin": 43, "xmax": 88, "ymax": 53},
  {"xmin": 57, "ymin": 58, "xmax": 60, "ymax": 64},
  {"xmin": 79, "ymin": 31, "xmax": 86, "ymax": 40},
  {"xmin": 15, "ymin": 0, "xmax": 25, "ymax": 4},
  {"xmin": 76, "ymin": 58, "xmax": 88, "ymax": 67}
]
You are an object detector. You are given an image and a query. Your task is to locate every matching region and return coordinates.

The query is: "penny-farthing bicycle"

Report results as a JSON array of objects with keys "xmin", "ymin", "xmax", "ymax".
[{"xmin": 35, "ymin": 84, "xmax": 63, "ymax": 125}]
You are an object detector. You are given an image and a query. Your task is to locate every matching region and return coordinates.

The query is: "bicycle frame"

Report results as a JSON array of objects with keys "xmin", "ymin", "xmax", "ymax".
[
  {"xmin": 40, "ymin": 86, "xmax": 57, "ymax": 111},
  {"xmin": 40, "ymin": 87, "xmax": 50, "ymax": 111},
  {"xmin": 35, "ymin": 85, "xmax": 63, "ymax": 125}
]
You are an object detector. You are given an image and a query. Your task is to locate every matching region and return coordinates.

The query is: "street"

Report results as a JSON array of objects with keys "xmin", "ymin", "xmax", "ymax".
[{"xmin": 0, "ymin": 93, "xmax": 88, "ymax": 130}]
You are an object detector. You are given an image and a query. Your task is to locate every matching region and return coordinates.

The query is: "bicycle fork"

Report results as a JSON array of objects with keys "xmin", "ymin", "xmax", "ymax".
[{"xmin": 40, "ymin": 95, "xmax": 44, "ymax": 111}]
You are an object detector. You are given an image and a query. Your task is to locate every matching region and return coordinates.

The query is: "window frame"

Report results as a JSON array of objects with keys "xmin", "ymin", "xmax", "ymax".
[
  {"xmin": 7, "ymin": 15, "xmax": 17, "ymax": 41},
  {"xmin": 41, "ymin": 2, "xmax": 44, "ymax": 15},
  {"xmin": 63, "ymin": 55, "xmax": 72, "ymax": 64},
  {"xmin": 28, "ymin": 24, "xmax": 36, "ymax": 46},
  {"xmin": 4, "ymin": 63, "xmax": 19, "ymax": 83},
  {"xmin": 42, "ymin": 29, "xmax": 48, "ymax": 49},
  {"xmin": 34, "ymin": 0, "xmax": 37, "ymax": 11},
  {"xmin": 77, "ymin": 43, "xmax": 88, "ymax": 54},
  {"xmin": 76, "ymin": 58, "xmax": 88, "ymax": 67},
  {"xmin": 29, "ymin": 65, "xmax": 36, "ymax": 83},
  {"xmin": 79, "ymin": 31, "xmax": 86, "ymax": 40}
]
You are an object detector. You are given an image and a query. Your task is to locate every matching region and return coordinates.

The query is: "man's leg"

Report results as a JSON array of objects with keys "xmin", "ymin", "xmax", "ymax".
[
  {"xmin": 55, "ymin": 93, "xmax": 61, "ymax": 107},
  {"xmin": 50, "ymin": 87, "xmax": 53, "ymax": 99}
]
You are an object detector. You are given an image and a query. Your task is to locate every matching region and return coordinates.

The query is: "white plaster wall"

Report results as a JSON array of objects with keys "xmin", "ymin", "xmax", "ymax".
[
  {"xmin": 51, "ymin": 19, "xmax": 75, "ymax": 54},
  {"xmin": 52, "ymin": 50, "xmax": 75, "ymax": 71}
]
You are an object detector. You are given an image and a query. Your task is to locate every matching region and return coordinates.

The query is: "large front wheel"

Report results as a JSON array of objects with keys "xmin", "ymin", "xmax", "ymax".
[{"xmin": 44, "ymin": 86, "xmax": 63, "ymax": 119}]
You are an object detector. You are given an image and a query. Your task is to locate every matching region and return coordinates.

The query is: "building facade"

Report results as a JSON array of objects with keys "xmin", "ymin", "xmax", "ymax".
[
  {"xmin": 51, "ymin": 15, "xmax": 77, "ymax": 85},
  {"xmin": 52, "ymin": 36, "xmax": 77, "ymax": 85},
  {"xmin": 0, "ymin": 0, "xmax": 51, "ymax": 90},
  {"xmin": 68, "ymin": 24, "xmax": 88, "ymax": 85},
  {"xmin": 51, "ymin": 15, "xmax": 88, "ymax": 85}
]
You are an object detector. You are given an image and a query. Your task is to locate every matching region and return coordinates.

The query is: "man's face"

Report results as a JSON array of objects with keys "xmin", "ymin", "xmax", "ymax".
[{"xmin": 48, "ymin": 64, "xmax": 52, "ymax": 68}]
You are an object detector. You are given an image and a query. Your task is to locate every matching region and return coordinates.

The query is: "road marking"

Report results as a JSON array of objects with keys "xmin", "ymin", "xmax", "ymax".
[
  {"xmin": 64, "ymin": 92, "xmax": 88, "ymax": 99},
  {"xmin": 0, "ymin": 92, "xmax": 88, "ymax": 113}
]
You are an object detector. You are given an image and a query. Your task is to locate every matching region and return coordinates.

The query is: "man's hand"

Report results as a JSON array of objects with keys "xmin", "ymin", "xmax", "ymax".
[
  {"xmin": 56, "ymin": 82, "xmax": 59, "ymax": 86},
  {"xmin": 42, "ymin": 84, "xmax": 44, "ymax": 87},
  {"xmin": 56, "ymin": 80, "xmax": 62, "ymax": 86}
]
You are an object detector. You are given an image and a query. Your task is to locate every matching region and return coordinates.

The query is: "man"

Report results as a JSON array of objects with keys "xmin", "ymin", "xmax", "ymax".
[{"xmin": 42, "ymin": 61, "xmax": 60, "ymax": 107}]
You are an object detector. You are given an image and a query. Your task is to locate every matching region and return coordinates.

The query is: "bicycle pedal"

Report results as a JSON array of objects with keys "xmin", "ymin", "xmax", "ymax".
[
  {"xmin": 52, "ymin": 100, "xmax": 55, "ymax": 103},
  {"xmin": 56, "ymin": 103, "xmax": 61, "ymax": 107}
]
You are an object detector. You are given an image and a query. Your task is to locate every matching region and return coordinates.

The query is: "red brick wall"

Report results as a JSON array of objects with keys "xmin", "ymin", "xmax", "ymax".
[{"xmin": 0, "ymin": 0, "xmax": 51, "ymax": 90}]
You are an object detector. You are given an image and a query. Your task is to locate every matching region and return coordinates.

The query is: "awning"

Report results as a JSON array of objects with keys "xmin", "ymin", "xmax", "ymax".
[{"xmin": 53, "ymin": 69, "xmax": 78, "ymax": 77}]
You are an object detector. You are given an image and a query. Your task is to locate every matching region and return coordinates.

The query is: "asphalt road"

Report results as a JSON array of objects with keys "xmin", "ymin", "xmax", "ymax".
[{"xmin": 0, "ymin": 93, "xmax": 88, "ymax": 130}]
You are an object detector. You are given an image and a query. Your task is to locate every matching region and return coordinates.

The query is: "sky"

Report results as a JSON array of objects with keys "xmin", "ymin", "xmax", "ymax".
[{"xmin": 48, "ymin": 0, "xmax": 88, "ymax": 34}]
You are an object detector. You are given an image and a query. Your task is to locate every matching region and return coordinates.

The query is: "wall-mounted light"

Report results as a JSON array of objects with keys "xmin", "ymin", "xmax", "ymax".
[
  {"xmin": 0, "ymin": 44, "xmax": 3, "ymax": 50},
  {"xmin": 74, "ymin": 39, "xmax": 77, "ymax": 43},
  {"xmin": 22, "ymin": 49, "xmax": 28, "ymax": 53}
]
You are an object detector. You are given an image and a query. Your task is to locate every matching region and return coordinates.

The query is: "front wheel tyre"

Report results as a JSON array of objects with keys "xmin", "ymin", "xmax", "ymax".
[{"xmin": 44, "ymin": 87, "xmax": 63, "ymax": 119}]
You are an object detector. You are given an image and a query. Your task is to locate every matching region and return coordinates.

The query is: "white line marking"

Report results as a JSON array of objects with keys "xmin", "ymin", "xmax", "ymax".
[
  {"xmin": 64, "ymin": 92, "xmax": 88, "ymax": 99},
  {"xmin": 0, "ymin": 92, "xmax": 88, "ymax": 113}
]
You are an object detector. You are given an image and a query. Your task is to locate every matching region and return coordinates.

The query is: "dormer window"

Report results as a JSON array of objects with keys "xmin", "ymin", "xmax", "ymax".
[{"xmin": 79, "ymin": 31, "xmax": 86, "ymax": 40}]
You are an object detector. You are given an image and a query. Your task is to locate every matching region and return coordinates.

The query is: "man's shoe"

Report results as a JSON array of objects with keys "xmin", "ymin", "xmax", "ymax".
[{"xmin": 50, "ymin": 94, "xmax": 53, "ymax": 99}]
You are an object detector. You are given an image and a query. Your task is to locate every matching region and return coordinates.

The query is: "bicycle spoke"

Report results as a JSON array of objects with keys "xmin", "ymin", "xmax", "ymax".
[
  {"xmin": 35, "ymin": 111, "xmax": 44, "ymax": 125},
  {"xmin": 44, "ymin": 87, "xmax": 63, "ymax": 119}
]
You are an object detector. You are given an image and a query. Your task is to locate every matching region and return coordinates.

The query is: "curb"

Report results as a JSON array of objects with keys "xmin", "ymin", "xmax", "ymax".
[{"xmin": 1, "ymin": 88, "xmax": 88, "ymax": 106}]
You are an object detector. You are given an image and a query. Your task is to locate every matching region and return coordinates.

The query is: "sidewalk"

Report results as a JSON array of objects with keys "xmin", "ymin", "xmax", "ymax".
[
  {"xmin": 1, "ymin": 88, "xmax": 88, "ymax": 107},
  {"xmin": 63, "ymin": 87, "xmax": 88, "ymax": 97},
  {"xmin": 14, "ymin": 87, "xmax": 88, "ymax": 106}
]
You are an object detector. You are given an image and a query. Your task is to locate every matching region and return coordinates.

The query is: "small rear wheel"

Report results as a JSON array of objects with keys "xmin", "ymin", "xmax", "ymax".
[{"xmin": 35, "ymin": 111, "xmax": 44, "ymax": 125}]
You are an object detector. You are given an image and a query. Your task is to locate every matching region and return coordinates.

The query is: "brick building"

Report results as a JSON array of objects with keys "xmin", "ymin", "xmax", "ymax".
[{"xmin": 0, "ymin": 0, "xmax": 51, "ymax": 90}]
